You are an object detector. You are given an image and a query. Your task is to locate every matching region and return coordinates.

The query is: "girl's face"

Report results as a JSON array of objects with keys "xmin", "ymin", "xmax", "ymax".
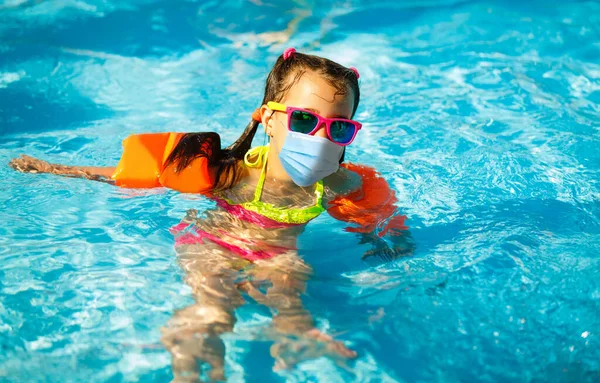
[{"xmin": 263, "ymin": 70, "xmax": 355, "ymax": 153}]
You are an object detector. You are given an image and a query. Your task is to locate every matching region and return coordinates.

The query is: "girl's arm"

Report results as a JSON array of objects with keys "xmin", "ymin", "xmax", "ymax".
[
  {"xmin": 241, "ymin": 253, "xmax": 356, "ymax": 369},
  {"xmin": 9, "ymin": 155, "xmax": 115, "ymax": 183},
  {"xmin": 327, "ymin": 163, "xmax": 414, "ymax": 263}
]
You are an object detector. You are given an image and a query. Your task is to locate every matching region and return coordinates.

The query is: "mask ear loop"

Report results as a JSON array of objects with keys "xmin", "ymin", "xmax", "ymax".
[{"xmin": 265, "ymin": 110, "xmax": 276, "ymax": 144}]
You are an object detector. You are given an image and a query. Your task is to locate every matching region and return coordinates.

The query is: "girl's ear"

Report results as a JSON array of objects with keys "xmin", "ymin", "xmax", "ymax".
[{"xmin": 260, "ymin": 104, "xmax": 274, "ymax": 136}]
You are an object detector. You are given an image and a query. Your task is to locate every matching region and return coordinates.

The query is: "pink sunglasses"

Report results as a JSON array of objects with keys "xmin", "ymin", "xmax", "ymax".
[{"xmin": 267, "ymin": 101, "xmax": 362, "ymax": 146}]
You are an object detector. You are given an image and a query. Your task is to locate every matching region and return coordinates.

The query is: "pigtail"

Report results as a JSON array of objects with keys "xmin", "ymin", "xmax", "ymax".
[
  {"xmin": 164, "ymin": 132, "xmax": 222, "ymax": 170},
  {"xmin": 214, "ymin": 119, "xmax": 260, "ymax": 190},
  {"xmin": 224, "ymin": 119, "xmax": 259, "ymax": 158},
  {"xmin": 164, "ymin": 119, "xmax": 259, "ymax": 191}
]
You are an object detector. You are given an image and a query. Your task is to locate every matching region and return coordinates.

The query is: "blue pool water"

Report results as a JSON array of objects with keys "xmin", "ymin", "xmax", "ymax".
[{"xmin": 1, "ymin": 0, "xmax": 599, "ymax": 381}]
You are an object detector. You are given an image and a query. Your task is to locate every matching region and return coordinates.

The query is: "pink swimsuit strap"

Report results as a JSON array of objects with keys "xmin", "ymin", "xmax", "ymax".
[
  {"xmin": 172, "ymin": 224, "xmax": 291, "ymax": 261},
  {"xmin": 170, "ymin": 196, "xmax": 302, "ymax": 261}
]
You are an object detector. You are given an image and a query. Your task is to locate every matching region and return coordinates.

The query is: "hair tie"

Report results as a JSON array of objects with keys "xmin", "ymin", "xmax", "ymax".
[
  {"xmin": 283, "ymin": 47, "xmax": 296, "ymax": 60},
  {"xmin": 349, "ymin": 67, "xmax": 360, "ymax": 79},
  {"xmin": 251, "ymin": 108, "xmax": 261, "ymax": 122}
]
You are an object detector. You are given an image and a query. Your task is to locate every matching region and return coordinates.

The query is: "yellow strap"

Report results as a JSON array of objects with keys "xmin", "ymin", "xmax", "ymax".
[
  {"xmin": 252, "ymin": 146, "xmax": 324, "ymax": 223},
  {"xmin": 244, "ymin": 145, "xmax": 268, "ymax": 168},
  {"xmin": 225, "ymin": 146, "xmax": 325, "ymax": 224},
  {"xmin": 243, "ymin": 146, "xmax": 269, "ymax": 202}
]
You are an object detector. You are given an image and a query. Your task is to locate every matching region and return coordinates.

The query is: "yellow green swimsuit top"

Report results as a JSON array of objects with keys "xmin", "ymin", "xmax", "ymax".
[{"xmin": 220, "ymin": 146, "xmax": 325, "ymax": 225}]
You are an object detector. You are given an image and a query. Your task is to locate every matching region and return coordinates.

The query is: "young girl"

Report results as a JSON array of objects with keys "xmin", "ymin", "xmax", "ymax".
[{"xmin": 10, "ymin": 48, "xmax": 410, "ymax": 382}]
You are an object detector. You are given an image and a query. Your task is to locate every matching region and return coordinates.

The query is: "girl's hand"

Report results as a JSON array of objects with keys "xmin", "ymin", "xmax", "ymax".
[
  {"xmin": 360, "ymin": 231, "xmax": 415, "ymax": 265},
  {"xmin": 270, "ymin": 328, "xmax": 357, "ymax": 371},
  {"xmin": 305, "ymin": 328, "xmax": 357, "ymax": 359},
  {"xmin": 9, "ymin": 155, "xmax": 54, "ymax": 173}
]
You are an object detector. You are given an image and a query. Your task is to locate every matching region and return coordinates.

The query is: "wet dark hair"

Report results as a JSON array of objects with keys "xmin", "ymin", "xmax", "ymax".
[{"xmin": 164, "ymin": 51, "xmax": 361, "ymax": 190}]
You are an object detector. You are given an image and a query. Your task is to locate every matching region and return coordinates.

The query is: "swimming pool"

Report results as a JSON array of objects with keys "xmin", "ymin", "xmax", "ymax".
[{"xmin": 1, "ymin": 0, "xmax": 599, "ymax": 381}]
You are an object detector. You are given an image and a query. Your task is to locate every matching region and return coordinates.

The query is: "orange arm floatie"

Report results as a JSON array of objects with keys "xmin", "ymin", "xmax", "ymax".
[
  {"xmin": 158, "ymin": 133, "xmax": 214, "ymax": 193},
  {"xmin": 111, "ymin": 132, "xmax": 214, "ymax": 193},
  {"xmin": 111, "ymin": 133, "xmax": 171, "ymax": 188},
  {"xmin": 328, "ymin": 163, "xmax": 407, "ymax": 237}
]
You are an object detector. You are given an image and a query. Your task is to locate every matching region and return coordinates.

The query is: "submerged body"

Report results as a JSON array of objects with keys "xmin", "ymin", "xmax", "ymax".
[{"xmin": 162, "ymin": 151, "xmax": 369, "ymax": 380}]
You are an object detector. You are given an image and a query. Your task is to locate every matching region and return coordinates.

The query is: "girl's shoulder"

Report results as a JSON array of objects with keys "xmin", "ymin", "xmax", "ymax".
[{"xmin": 323, "ymin": 164, "xmax": 364, "ymax": 200}]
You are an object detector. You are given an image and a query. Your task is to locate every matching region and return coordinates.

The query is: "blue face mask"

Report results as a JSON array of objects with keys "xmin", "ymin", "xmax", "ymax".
[{"xmin": 278, "ymin": 130, "xmax": 345, "ymax": 187}]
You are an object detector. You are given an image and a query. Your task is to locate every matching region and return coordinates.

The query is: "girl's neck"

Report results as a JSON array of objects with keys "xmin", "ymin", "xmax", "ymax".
[
  {"xmin": 265, "ymin": 145, "xmax": 293, "ymax": 183},
  {"xmin": 263, "ymin": 147, "xmax": 315, "ymax": 193}
]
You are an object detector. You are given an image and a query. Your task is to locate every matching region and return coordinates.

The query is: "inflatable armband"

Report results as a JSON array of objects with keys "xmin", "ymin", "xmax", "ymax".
[
  {"xmin": 328, "ymin": 163, "xmax": 407, "ymax": 236},
  {"xmin": 111, "ymin": 132, "xmax": 214, "ymax": 193}
]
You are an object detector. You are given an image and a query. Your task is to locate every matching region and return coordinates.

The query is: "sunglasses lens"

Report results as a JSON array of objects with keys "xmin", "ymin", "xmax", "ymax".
[
  {"xmin": 329, "ymin": 121, "xmax": 357, "ymax": 144},
  {"xmin": 290, "ymin": 110, "xmax": 319, "ymax": 134}
]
